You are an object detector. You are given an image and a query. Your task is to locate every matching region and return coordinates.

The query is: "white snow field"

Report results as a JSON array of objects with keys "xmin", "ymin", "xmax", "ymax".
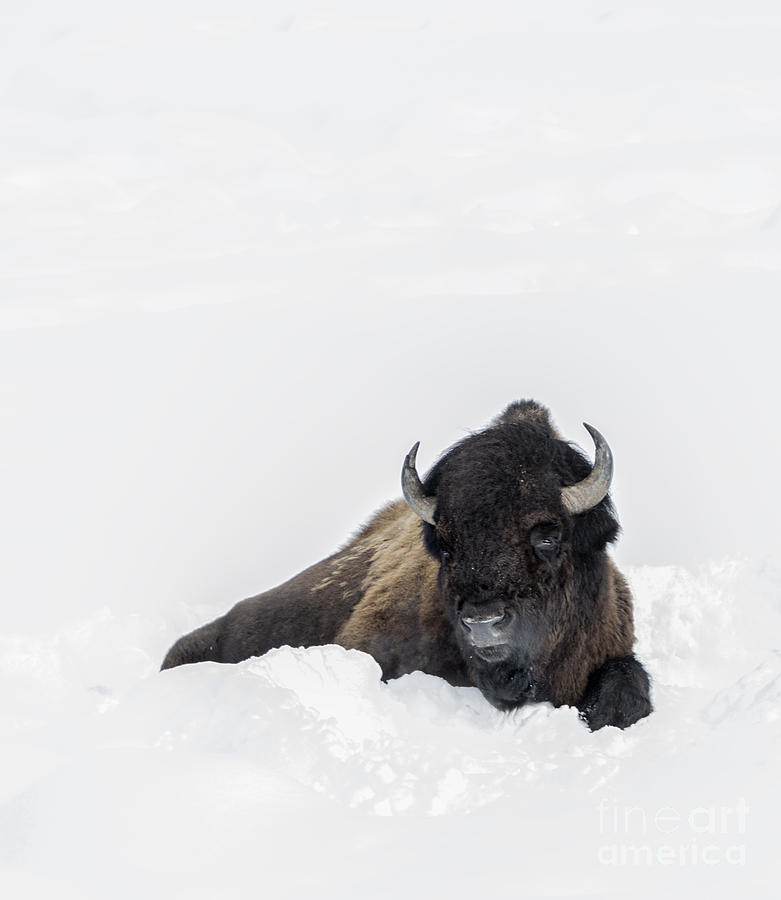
[{"xmin": 2, "ymin": 1, "xmax": 781, "ymax": 897}]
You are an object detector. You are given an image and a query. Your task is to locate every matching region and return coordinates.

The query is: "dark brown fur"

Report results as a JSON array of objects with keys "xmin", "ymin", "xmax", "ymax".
[{"xmin": 162, "ymin": 401, "xmax": 652, "ymax": 730}]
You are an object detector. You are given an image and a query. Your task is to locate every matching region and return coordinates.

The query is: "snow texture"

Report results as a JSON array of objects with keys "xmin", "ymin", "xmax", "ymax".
[{"xmin": 1, "ymin": 1, "xmax": 780, "ymax": 897}]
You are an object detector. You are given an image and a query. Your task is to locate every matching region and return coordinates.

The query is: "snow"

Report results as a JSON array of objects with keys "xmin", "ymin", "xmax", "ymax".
[
  {"xmin": 2, "ymin": 1, "xmax": 780, "ymax": 896},
  {"xmin": 3, "ymin": 561, "xmax": 780, "ymax": 896}
]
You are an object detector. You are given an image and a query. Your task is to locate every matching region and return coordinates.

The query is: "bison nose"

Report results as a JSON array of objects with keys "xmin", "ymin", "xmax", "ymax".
[{"xmin": 460, "ymin": 611, "xmax": 507, "ymax": 646}]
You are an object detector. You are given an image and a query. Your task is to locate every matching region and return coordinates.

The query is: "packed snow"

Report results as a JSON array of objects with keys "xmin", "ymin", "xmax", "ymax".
[{"xmin": 2, "ymin": 1, "xmax": 780, "ymax": 897}]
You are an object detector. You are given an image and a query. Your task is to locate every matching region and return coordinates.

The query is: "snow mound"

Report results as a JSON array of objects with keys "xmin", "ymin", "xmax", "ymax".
[
  {"xmin": 151, "ymin": 645, "xmax": 595, "ymax": 816},
  {"xmin": 0, "ymin": 552, "xmax": 779, "ymax": 898}
]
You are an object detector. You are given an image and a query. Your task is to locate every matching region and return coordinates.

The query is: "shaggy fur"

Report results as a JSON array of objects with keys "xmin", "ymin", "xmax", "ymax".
[{"xmin": 162, "ymin": 400, "xmax": 652, "ymax": 731}]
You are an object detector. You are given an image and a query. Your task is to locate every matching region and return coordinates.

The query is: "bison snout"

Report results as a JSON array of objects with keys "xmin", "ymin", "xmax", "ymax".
[{"xmin": 460, "ymin": 610, "xmax": 509, "ymax": 648}]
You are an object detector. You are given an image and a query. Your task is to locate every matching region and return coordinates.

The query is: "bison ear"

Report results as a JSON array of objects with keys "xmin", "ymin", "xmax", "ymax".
[
  {"xmin": 556, "ymin": 435, "xmax": 619, "ymax": 553},
  {"xmin": 422, "ymin": 521, "xmax": 441, "ymax": 559},
  {"xmin": 570, "ymin": 500, "xmax": 620, "ymax": 554}
]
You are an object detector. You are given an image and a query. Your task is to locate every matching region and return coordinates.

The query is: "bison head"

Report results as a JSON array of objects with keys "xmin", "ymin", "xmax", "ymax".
[{"xmin": 401, "ymin": 401, "xmax": 620, "ymax": 711}]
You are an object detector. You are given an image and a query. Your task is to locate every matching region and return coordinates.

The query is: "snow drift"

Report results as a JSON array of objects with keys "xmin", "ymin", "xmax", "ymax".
[{"xmin": 2, "ymin": 558, "xmax": 779, "ymax": 897}]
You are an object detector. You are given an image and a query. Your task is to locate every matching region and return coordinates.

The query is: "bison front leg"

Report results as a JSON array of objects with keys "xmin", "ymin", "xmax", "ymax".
[{"xmin": 578, "ymin": 656, "xmax": 652, "ymax": 731}]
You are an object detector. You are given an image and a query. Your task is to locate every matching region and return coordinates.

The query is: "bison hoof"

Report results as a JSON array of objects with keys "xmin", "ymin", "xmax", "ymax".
[{"xmin": 579, "ymin": 656, "xmax": 652, "ymax": 731}]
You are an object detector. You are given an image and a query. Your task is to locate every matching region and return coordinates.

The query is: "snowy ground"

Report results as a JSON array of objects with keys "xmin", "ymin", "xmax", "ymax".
[{"xmin": 2, "ymin": 1, "xmax": 780, "ymax": 897}]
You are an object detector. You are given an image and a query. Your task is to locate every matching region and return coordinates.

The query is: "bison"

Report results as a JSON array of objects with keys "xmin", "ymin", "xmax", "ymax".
[{"xmin": 162, "ymin": 400, "xmax": 652, "ymax": 730}]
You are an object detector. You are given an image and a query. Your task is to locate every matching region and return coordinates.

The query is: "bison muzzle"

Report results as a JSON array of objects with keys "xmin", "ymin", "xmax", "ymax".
[{"xmin": 162, "ymin": 400, "xmax": 652, "ymax": 730}]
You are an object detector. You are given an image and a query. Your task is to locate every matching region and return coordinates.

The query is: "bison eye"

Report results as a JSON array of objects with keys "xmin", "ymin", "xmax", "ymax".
[
  {"xmin": 436, "ymin": 531, "xmax": 455, "ymax": 560},
  {"xmin": 440, "ymin": 548, "xmax": 456, "ymax": 566},
  {"xmin": 530, "ymin": 526, "xmax": 561, "ymax": 562}
]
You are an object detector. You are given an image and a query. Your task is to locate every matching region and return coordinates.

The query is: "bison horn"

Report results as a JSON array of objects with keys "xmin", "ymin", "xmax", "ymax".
[
  {"xmin": 401, "ymin": 442, "xmax": 437, "ymax": 525},
  {"xmin": 560, "ymin": 423, "xmax": 614, "ymax": 516}
]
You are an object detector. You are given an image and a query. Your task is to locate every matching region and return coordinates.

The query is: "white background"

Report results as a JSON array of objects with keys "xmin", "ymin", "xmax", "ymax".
[{"xmin": 1, "ymin": 2, "xmax": 779, "ymax": 897}]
